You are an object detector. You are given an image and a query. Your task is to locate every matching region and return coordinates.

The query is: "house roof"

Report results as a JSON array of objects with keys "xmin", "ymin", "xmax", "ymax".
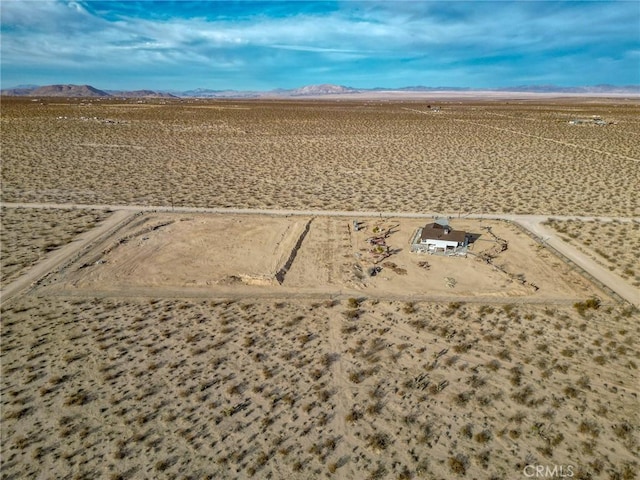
[
  {"xmin": 434, "ymin": 218, "xmax": 450, "ymax": 228},
  {"xmin": 420, "ymin": 222, "xmax": 466, "ymax": 243}
]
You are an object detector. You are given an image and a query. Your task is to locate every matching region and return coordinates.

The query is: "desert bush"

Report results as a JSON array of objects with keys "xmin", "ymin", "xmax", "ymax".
[
  {"xmin": 367, "ymin": 432, "xmax": 391, "ymax": 452},
  {"xmin": 574, "ymin": 297, "xmax": 601, "ymax": 316},
  {"xmin": 578, "ymin": 420, "xmax": 600, "ymax": 437},
  {"xmin": 475, "ymin": 450, "xmax": 491, "ymax": 469},
  {"xmin": 341, "ymin": 323, "xmax": 358, "ymax": 334},
  {"xmin": 415, "ymin": 458, "xmax": 430, "ymax": 477},
  {"xmin": 497, "ymin": 349, "xmax": 512, "ymax": 361},
  {"xmin": 460, "ymin": 424, "xmax": 473, "ymax": 439},
  {"xmin": 612, "ymin": 421, "xmax": 633, "ymax": 439},
  {"xmin": 368, "ymin": 462, "xmax": 388, "ymax": 480},
  {"xmin": 64, "ymin": 390, "xmax": 92, "ymax": 406},
  {"xmin": 403, "ymin": 302, "xmax": 417, "ymax": 314},
  {"xmin": 345, "ymin": 407, "xmax": 362, "ymax": 424},
  {"xmin": 346, "ymin": 297, "xmax": 360, "ymax": 309},
  {"xmin": 474, "ymin": 429, "xmax": 492, "ymax": 443},
  {"xmin": 511, "ymin": 385, "xmax": 534, "ymax": 405},
  {"xmin": 454, "ymin": 390, "xmax": 474, "ymax": 406},
  {"xmin": 592, "ymin": 352, "xmax": 608, "ymax": 365},
  {"xmin": 343, "ymin": 309, "xmax": 361, "ymax": 320},
  {"xmin": 366, "ymin": 400, "xmax": 385, "ymax": 416},
  {"xmin": 409, "ymin": 319, "xmax": 428, "ymax": 331},
  {"xmin": 448, "ymin": 454, "xmax": 469, "ymax": 476},
  {"xmin": 346, "ymin": 370, "xmax": 362, "ymax": 384},
  {"xmin": 485, "ymin": 359, "xmax": 501, "ymax": 371}
]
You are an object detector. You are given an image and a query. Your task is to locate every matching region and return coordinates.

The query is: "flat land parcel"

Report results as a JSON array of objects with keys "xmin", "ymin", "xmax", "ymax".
[
  {"xmin": 37, "ymin": 212, "xmax": 603, "ymax": 302},
  {"xmin": 1, "ymin": 96, "xmax": 639, "ymax": 215},
  {"xmin": 1, "ymin": 97, "xmax": 639, "ymax": 479}
]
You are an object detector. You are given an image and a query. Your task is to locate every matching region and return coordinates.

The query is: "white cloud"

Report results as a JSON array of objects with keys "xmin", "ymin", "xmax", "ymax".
[{"xmin": 1, "ymin": 0, "xmax": 638, "ymax": 89}]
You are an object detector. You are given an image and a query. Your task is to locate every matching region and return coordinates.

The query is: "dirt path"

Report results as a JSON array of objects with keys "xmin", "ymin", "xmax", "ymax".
[
  {"xmin": 510, "ymin": 216, "xmax": 639, "ymax": 306},
  {"xmin": 403, "ymin": 107, "xmax": 640, "ymax": 162},
  {"xmin": 2, "ymin": 202, "xmax": 636, "ymax": 222},
  {"xmin": 0, "ymin": 210, "xmax": 134, "ymax": 303},
  {"xmin": 36, "ymin": 285, "xmax": 594, "ymax": 306},
  {"xmin": 451, "ymin": 118, "xmax": 640, "ymax": 163},
  {"xmin": 2, "ymin": 202, "xmax": 638, "ymax": 306},
  {"xmin": 403, "ymin": 106, "xmax": 640, "ymax": 163}
]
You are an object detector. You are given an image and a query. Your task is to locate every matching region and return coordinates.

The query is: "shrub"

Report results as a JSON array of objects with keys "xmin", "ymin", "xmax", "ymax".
[
  {"xmin": 593, "ymin": 354, "xmax": 607, "ymax": 365},
  {"xmin": 341, "ymin": 323, "xmax": 358, "ymax": 334},
  {"xmin": 497, "ymin": 349, "xmax": 512, "ymax": 361},
  {"xmin": 64, "ymin": 390, "xmax": 92, "ymax": 406},
  {"xmin": 367, "ymin": 432, "xmax": 391, "ymax": 451},
  {"xmin": 578, "ymin": 420, "xmax": 600, "ymax": 437},
  {"xmin": 460, "ymin": 424, "xmax": 473, "ymax": 439},
  {"xmin": 485, "ymin": 359, "xmax": 501, "ymax": 371},
  {"xmin": 574, "ymin": 297, "xmax": 601, "ymax": 316},
  {"xmin": 448, "ymin": 454, "xmax": 468, "ymax": 475},
  {"xmin": 343, "ymin": 309, "xmax": 361, "ymax": 320},
  {"xmin": 475, "ymin": 450, "xmax": 491, "ymax": 469},
  {"xmin": 366, "ymin": 400, "xmax": 384, "ymax": 416},
  {"xmin": 511, "ymin": 385, "xmax": 534, "ymax": 405},
  {"xmin": 367, "ymin": 462, "xmax": 388, "ymax": 480},
  {"xmin": 345, "ymin": 407, "xmax": 362, "ymax": 424},
  {"xmin": 474, "ymin": 430, "xmax": 492, "ymax": 443},
  {"xmin": 612, "ymin": 421, "xmax": 633, "ymax": 439},
  {"xmin": 454, "ymin": 391, "xmax": 473, "ymax": 406},
  {"xmin": 403, "ymin": 302, "xmax": 417, "ymax": 314}
]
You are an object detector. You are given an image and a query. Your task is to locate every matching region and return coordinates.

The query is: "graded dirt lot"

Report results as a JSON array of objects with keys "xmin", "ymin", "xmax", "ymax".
[
  {"xmin": 1, "ymin": 97, "xmax": 639, "ymax": 216},
  {"xmin": 55, "ymin": 213, "xmax": 310, "ymax": 289},
  {"xmin": 35, "ymin": 212, "xmax": 607, "ymax": 304}
]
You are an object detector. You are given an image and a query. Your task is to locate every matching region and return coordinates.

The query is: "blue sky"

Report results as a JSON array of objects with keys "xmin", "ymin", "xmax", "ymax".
[{"xmin": 1, "ymin": 1, "xmax": 639, "ymax": 91}]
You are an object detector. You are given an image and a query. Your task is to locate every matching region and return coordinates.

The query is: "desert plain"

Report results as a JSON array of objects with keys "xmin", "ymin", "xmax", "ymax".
[{"xmin": 1, "ymin": 96, "xmax": 639, "ymax": 479}]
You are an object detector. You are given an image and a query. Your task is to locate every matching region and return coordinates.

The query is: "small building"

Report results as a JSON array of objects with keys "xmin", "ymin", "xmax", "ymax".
[
  {"xmin": 569, "ymin": 117, "xmax": 608, "ymax": 126},
  {"xmin": 411, "ymin": 218, "xmax": 468, "ymax": 255}
]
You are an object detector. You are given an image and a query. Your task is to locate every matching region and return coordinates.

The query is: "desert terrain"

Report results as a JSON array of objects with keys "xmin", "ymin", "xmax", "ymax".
[
  {"xmin": 544, "ymin": 219, "xmax": 640, "ymax": 289},
  {"xmin": 1, "ymin": 97, "xmax": 639, "ymax": 479},
  {"xmin": 1, "ymin": 97, "xmax": 639, "ymax": 216},
  {"xmin": 0, "ymin": 207, "xmax": 112, "ymax": 285}
]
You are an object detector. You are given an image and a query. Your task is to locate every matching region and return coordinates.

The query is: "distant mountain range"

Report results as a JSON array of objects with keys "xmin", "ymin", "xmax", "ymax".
[
  {"xmin": 2, "ymin": 83, "xmax": 638, "ymax": 98},
  {"xmin": 0, "ymin": 84, "xmax": 177, "ymax": 98}
]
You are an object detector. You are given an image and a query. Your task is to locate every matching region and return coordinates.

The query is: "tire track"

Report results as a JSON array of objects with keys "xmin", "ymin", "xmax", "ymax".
[
  {"xmin": 451, "ymin": 117, "xmax": 640, "ymax": 163},
  {"xmin": 1, "ymin": 210, "xmax": 136, "ymax": 303}
]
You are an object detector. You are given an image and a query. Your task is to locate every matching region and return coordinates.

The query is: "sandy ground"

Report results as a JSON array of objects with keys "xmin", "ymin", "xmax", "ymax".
[
  {"xmin": 544, "ymin": 218, "xmax": 640, "ymax": 288},
  {"xmin": 59, "ymin": 214, "xmax": 308, "ymax": 288},
  {"xmin": 1, "ymin": 97, "xmax": 638, "ymax": 479},
  {"xmin": 2, "ymin": 98, "xmax": 638, "ymax": 216},
  {"xmin": 29, "ymin": 212, "xmax": 609, "ymax": 306},
  {"xmin": 514, "ymin": 217, "xmax": 639, "ymax": 306},
  {"xmin": 0, "ymin": 209, "xmax": 130, "ymax": 303},
  {"xmin": 0, "ymin": 207, "xmax": 113, "ymax": 285},
  {"xmin": 1, "ymin": 295, "xmax": 637, "ymax": 479}
]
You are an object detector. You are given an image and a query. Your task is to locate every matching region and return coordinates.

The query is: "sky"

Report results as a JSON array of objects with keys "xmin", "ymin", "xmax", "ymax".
[{"xmin": 1, "ymin": 0, "xmax": 639, "ymax": 91}]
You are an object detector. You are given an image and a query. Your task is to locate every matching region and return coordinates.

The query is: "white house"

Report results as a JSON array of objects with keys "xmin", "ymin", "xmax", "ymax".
[{"xmin": 416, "ymin": 218, "xmax": 468, "ymax": 253}]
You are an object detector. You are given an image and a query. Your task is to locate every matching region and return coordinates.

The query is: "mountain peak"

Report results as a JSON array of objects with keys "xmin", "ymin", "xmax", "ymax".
[{"xmin": 35, "ymin": 84, "xmax": 110, "ymax": 97}]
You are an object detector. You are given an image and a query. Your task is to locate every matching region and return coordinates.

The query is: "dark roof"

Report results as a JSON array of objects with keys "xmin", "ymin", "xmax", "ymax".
[
  {"xmin": 434, "ymin": 218, "xmax": 450, "ymax": 228},
  {"xmin": 420, "ymin": 222, "xmax": 466, "ymax": 243}
]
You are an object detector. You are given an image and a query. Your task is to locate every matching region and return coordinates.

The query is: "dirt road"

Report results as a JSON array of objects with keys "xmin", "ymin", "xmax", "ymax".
[
  {"xmin": 511, "ymin": 215, "xmax": 638, "ymax": 306},
  {"xmin": 1, "ymin": 202, "xmax": 638, "ymax": 306},
  {"xmin": 0, "ymin": 209, "xmax": 135, "ymax": 303}
]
